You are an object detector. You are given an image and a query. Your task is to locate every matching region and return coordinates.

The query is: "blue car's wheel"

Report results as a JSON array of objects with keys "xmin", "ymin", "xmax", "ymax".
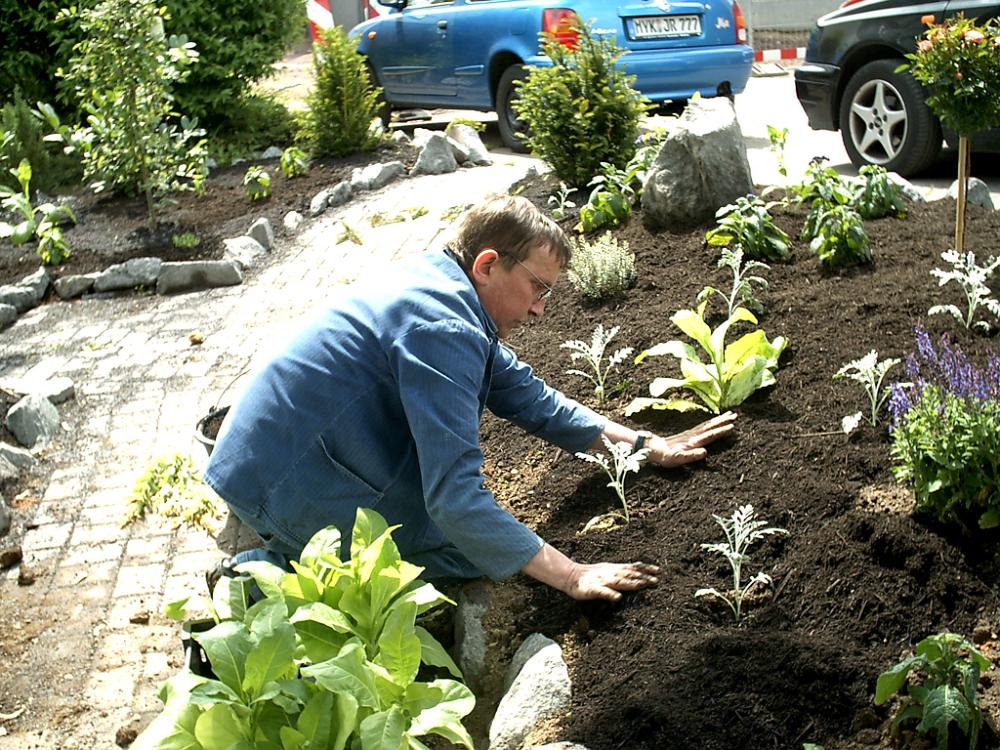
[{"xmin": 496, "ymin": 64, "xmax": 529, "ymax": 153}]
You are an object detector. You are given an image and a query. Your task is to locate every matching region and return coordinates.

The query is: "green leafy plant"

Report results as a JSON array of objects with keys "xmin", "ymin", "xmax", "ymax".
[
  {"xmin": 575, "ymin": 132, "xmax": 662, "ymax": 233},
  {"xmin": 874, "ymin": 632, "xmax": 991, "ymax": 750},
  {"xmin": 904, "ymin": 15, "xmax": 1000, "ymax": 252},
  {"xmin": 888, "ymin": 328, "xmax": 1000, "ymax": 529},
  {"xmin": 567, "ymin": 232, "xmax": 636, "ymax": 300},
  {"xmin": 242, "ymin": 165, "xmax": 270, "ymax": 201},
  {"xmin": 171, "ymin": 231, "xmax": 201, "ymax": 249},
  {"xmin": 851, "ymin": 164, "xmax": 906, "ymax": 220},
  {"xmin": 791, "ymin": 158, "xmax": 853, "ymax": 208},
  {"xmin": 370, "ymin": 207, "xmax": 428, "ymax": 226},
  {"xmin": 279, "ymin": 145, "xmax": 308, "ymax": 178},
  {"xmin": 808, "ymin": 203, "xmax": 871, "ymax": 268},
  {"xmin": 766, "ymin": 124, "xmax": 788, "ymax": 178},
  {"xmin": 694, "ymin": 504, "xmax": 787, "ymax": 622},
  {"xmin": 705, "ymin": 195, "xmax": 792, "ymax": 262},
  {"xmin": 142, "ymin": 509, "xmax": 475, "ymax": 750},
  {"xmin": 303, "ymin": 26, "xmax": 382, "ymax": 158},
  {"xmin": 123, "ymin": 453, "xmax": 223, "ymax": 533},
  {"xmin": 575, "ymin": 435, "xmax": 650, "ymax": 529},
  {"xmin": 336, "ymin": 222, "xmax": 363, "ymax": 245},
  {"xmin": 928, "ymin": 248, "xmax": 1000, "ymax": 333},
  {"xmin": 560, "ymin": 324, "xmax": 633, "ymax": 404},
  {"xmin": 627, "ymin": 300, "xmax": 787, "ymax": 416},
  {"xmin": 697, "ymin": 246, "xmax": 770, "ymax": 318},
  {"xmin": 547, "ymin": 181, "xmax": 577, "ymax": 220},
  {"xmin": 58, "ymin": 0, "xmax": 208, "ymax": 223},
  {"xmin": 514, "ymin": 22, "xmax": 648, "ymax": 188},
  {"xmin": 833, "ymin": 350, "xmax": 901, "ymax": 433},
  {"xmin": 0, "ymin": 158, "xmax": 76, "ymax": 265}
]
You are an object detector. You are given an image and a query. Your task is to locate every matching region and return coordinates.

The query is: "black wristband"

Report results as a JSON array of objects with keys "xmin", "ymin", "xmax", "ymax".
[{"xmin": 633, "ymin": 430, "xmax": 653, "ymax": 453}]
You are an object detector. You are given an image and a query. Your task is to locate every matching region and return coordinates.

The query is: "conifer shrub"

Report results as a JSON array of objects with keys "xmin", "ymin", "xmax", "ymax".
[
  {"xmin": 303, "ymin": 27, "xmax": 382, "ymax": 158},
  {"xmin": 514, "ymin": 23, "xmax": 648, "ymax": 188},
  {"xmin": 0, "ymin": 93, "xmax": 80, "ymax": 194}
]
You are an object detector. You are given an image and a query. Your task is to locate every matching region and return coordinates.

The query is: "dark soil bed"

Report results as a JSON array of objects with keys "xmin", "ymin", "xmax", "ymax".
[{"xmin": 480, "ymin": 176, "xmax": 1000, "ymax": 750}]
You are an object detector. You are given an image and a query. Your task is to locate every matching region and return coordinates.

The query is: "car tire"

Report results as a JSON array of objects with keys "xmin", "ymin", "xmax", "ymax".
[
  {"xmin": 364, "ymin": 61, "xmax": 392, "ymax": 126},
  {"xmin": 838, "ymin": 59, "xmax": 941, "ymax": 177},
  {"xmin": 496, "ymin": 65, "xmax": 530, "ymax": 153}
]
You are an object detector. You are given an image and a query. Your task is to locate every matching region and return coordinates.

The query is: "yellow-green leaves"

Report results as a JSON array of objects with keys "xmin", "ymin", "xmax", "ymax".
[{"xmin": 627, "ymin": 300, "xmax": 787, "ymax": 415}]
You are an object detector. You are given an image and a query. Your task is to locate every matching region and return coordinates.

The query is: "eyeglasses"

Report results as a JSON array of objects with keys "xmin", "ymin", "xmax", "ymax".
[{"xmin": 507, "ymin": 255, "xmax": 554, "ymax": 301}]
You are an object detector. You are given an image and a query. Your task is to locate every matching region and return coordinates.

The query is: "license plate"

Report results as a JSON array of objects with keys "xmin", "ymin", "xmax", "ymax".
[{"xmin": 629, "ymin": 14, "xmax": 701, "ymax": 39}]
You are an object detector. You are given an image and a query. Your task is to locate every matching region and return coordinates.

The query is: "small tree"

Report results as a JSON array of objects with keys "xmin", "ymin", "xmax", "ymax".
[
  {"xmin": 60, "ymin": 0, "xmax": 207, "ymax": 223},
  {"xmin": 304, "ymin": 27, "xmax": 382, "ymax": 158},
  {"xmin": 904, "ymin": 15, "xmax": 1000, "ymax": 251},
  {"xmin": 514, "ymin": 23, "xmax": 648, "ymax": 188}
]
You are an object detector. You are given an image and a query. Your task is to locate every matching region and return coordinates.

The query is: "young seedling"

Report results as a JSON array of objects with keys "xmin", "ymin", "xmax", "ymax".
[
  {"xmin": 705, "ymin": 195, "xmax": 792, "ymax": 262},
  {"xmin": 833, "ymin": 350, "xmax": 901, "ymax": 433},
  {"xmin": 928, "ymin": 248, "xmax": 1000, "ymax": 333},
  {"xmin": 875, "ymin": 632, "xmax": 990, "ymax": 750},
  {"xmin": 547, "ymin": 181, "xmax": 577, "ymax": 220},
  {"xmin": 242, "ymin": 165, "xmax": 270, "ymax": 201},
  {"xmin": 560, "ymin": 324, "xmax": 634, "ymax": 403},
  {"xmin": 697, "ymin": 245, "xmax": 770, "ymax": 317},
  {"xmin": 695, "ymin": 504, "xmax": 787, "ymax": 622},
  {"xmin": 575, "ymin": 435, "xmax": 650, "ymax": 529},
  {"xmin": 0, "ymin": 158, "xmax": 77, "ymax": 264},
  {"xmin": 766, "ymin": 124, "xmax": 788, "ymax": 178},
  {"xmin": 851, "ymin": 164, "xmax": 906, "ymax": 220},
  {"xmin": 807, "ymin": 203, "xmax": 871, "ymax": 268},
  {"xmin": 279, "ymin": 146, "xmax": 308, "ymax": 178}
]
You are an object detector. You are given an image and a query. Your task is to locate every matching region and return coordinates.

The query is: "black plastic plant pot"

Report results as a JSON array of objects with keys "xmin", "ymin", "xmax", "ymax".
[
  {"xmin": 182, "ymin": 618, "xmax": 217, "ymax": 679},
  {"xmin": 194, "ymin": 405, "xmax": 230, "ymax": 458}
]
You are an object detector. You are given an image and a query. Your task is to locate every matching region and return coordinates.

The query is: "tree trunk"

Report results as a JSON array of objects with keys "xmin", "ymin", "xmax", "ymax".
[{"xmin": 954, "ymin": 135, "xmax": 969, "ymax": 252}]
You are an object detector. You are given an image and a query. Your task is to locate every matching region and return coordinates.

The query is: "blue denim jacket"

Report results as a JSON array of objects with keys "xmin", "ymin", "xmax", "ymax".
[{"xmin": 204, "ymin": 248, "xmax": 605, "ymax": 580}]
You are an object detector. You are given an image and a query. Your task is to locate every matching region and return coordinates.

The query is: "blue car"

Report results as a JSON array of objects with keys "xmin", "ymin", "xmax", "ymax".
[{"xmin": 350, "ymin": 0, "xmax": 754, "ymax": 150}]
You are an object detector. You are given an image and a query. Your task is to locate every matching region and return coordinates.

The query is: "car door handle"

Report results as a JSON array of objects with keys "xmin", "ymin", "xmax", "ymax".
[{"xmin": 437, "ymin": 19, "xmax": 448, "ymax": 29}]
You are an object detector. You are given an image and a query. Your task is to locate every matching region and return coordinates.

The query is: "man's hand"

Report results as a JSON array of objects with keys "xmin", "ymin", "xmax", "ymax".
[
  {"xmin": 641, "ymin": 411, "xmax": 737, "ymax": 468},
  {"xmin": 562, "ymin": 560, "xmax": 661, "ymax": 602}
]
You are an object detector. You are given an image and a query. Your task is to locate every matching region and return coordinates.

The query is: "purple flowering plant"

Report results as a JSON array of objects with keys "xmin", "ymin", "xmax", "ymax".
[{"xmin": 887, "ymin": 327, "xmax": 1000, "ymax": 528}]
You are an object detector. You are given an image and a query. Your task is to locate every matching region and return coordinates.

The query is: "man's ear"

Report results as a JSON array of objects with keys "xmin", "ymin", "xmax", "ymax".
[{"xmin": 470, "ymin": 247, "xmax": 501, "ymax": 287}]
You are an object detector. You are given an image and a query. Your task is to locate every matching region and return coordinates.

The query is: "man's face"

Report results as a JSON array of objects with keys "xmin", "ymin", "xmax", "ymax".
[{"xmin": 474, "ymin": 243, "xmax": 560, "ymax": 339}]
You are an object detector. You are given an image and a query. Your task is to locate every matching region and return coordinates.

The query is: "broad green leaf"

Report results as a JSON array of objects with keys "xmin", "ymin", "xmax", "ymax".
[
  {"xmin": 194, "ymin": 621, "xmax": 252, "ymax": 697},
  {"xmin": 724, "ymin": 330, "xmax": 769, "ymax": 370},
  {"xmin": 874, "ymin": 655, "xmax": 922, "ymax": 704},
  {"xmin": 164, "ymin": 597, "xmax": 191, "ymax": 622},
  {"xmin": 709, "ymin": 307, "xmax": 757, "ymax": 364},
  {"xmin": 331, "ymin": 692, "xmax": 360, "ymax": 750},
  {"xmin": 356, "ymin": 528, "xmax": 402, "ymax": 586},
  {"xmin": 338, "ymin": 583, "xmax": 374, "ymax": 642},
  {"xmin": 298, "ymin": 525, "xmax": 343, "ymax": 573},
  {"xmin": 189, "ymin": 679, "xmax": 242, "ymax": 707},
  {"xmin": 917, "ymin": 684, "xmax": 972, "ymax": 742},
  {"xmin": 235, "ymin": 561, "xmax": 287, "ymax": 600},
  {"xmin": 284, "ymin": 566, "xmax": 323, "ymax": 603},
  {"xmin": 290, "ymin": 602, "xmax": 355, "ymax": 663},
  {"xmin": 722, "ymin": 357, "xmax": 769, "ymax": 409},
  {"xmin": 406, "ymin": 679, "xmax": 475, "ymax": 726},
  {"xmin": 395, "ymin": 582, "xmax": 452, "ymax": 616},
  {"xmin": 351, "ymin": 508, "xmax": 392, "ymax": 558},
  {"xmin": 243, "ymin": 620, "xmax": 297, "ymax": 696},
  {"xmin": 279, "ymin": 726, "xmax": 306, "ymax": 750},
  {"xmin": 131, "ymin": 699, "xmax": 202, "ymax": 750},
  {"xmin": 296, "ymin": 690, "xmax": 335, "ymax": 748},
  {"xmin": 647, "ymin": 377, "xmax": 688, "ymax": 398},
  {"xmin": 415, "ymin": 627, "xmax": 462, "ymax": 677},
  {"xmin": 623, "ymin": 397, "xmax": 707, "ymax": 416},
  {"xmin": 302, "ymin": 641, "xmax": 381, "ymax": 708},
  {"xmin": 670, "ymin": 308, "xmax": 712, "ymax": 355},
  {"xmin": 360, "ymin": 706, "xmax": 407, "ymax": 750},
  {"xmin": 247, "ymin": 597, "xmax": 290, "ymax": 634},
  {"xmin": 212, "ymin": 575, "xmax": 251, "ymax": 623},
  {"xmin": 375, "ymin": 601, "xmax": 421, "ymax": 686},
  {"xmin": 637, "ymin": 340, "xmax": 700, "ymax": 363},
  {"xmin": 194, "ymin": 703, "xmax": 250, "ymax": 749},
  {"xmin": 11, "ymin": 219, "xmax": 35, "ymax": 245}
]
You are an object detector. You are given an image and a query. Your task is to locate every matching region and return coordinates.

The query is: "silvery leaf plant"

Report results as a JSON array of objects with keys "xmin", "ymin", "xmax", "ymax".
[
  {"xmin": 833, "ymin": 350, "xmax": 901, "ymax": 433},
  {"xmin": 696, "ymin": 245, "xmax": 770, "ymax": 318},
  {"xmin": 695, "ymin": 504, "xmax": 788, "ymax": 622},
  {"xmin": 576, "ymin": 435, "xmax": 651, "ymax": 530},
  {"xmin": 928, "ymin": 248, "xmax": 1000, "ymax": 333},
  {"xmin": 561, "ymin": 324, "xmax": 634, "ymax": 404}
]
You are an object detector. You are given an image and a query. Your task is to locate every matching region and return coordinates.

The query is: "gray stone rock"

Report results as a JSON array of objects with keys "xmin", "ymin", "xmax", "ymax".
[
  {"xmin": 310, "ymin": 188, "xmax": 332, "ymax": 217},
  {"xmin": 351, "ymin": 162, "xmax": 405, "ymax": 192},
  {"xmin": 887, "ymin": 173, "xmax": 926, "ymax": 203},
  {"xmin": 410, "ymin": 128, "xmax": 436, "ymax": 150},
  {"xmin": 94, "ymin": 256, "xmax": 162, "ymax": 292},
  {"xmin": 642, "ymin": 97, "xmax": 753, "ymax": 230},
  {"xmin": 0, "ymin": 375, "xmax": 74, "ymax": 404},
  {"xmin": 327, "ymin": 181, "xmax": 353, "ymax": 208},
  {"xmin": 503, "ymin": 632, "xmax": 554, "ymax": 692},
  {"xmin": 6, "ymin": 393, "xmax": 60, "ymax": 448},
  {"xmin": 18, "ymin": 267, "xmax": 50, "ymax": 302},
  {"xmin": 0, "ymin": 285, "xmax": 37, "ymax": 313},
  {"xmin": 489, "ymin": 634, "xmax": 572, "ymax": 750},
  {"xmin": 156, "ymin": 260, "xmax": 243, "ymax": 295},
  {"xmin": 529, "ymin": 744, "xmax": 591, "ymax": 750},
  {"xmin": 445, "ymin": 123, "xmax": 492, "ymax": 166},
  {"xmin": 283, "ymin": 211, "xmax": 304, "ymax": 232},
  {"xmin": 0, "ymin": 456, "xmax": 17, "ymax": 488},
  {"xmin": 391, "ymin": 130, "xmax": 411, "ymax": 144},
  {"xmin": 446, "ymin": 136, "xmax": 470, "ymax": 164},
  {"xmin": 0, "ymin": 495, "xmax": 10, "ymax": 538},
  {"xmin": 247, "ymin": 217, "xmax": 274, "ymax": 250},
  {"xmin": 0, "ymin": 442, "xmax": 38, "ymax": 469},
  {"xmin": 223, "ymin": 236, "xmax": 268, "ymax": 270},
  {"xmin": 947, "ymin": 176, "xmax": 995, "ymax": 210},
  {"xmin": 410, "ymin": 134, "xmax": 459, "ymax": 176},
  {"xmin": 0, "ymin": 303, "xmax": 16, "ymax": 327},
  {"xmin": 261, "ymin": 146, "xmax": 284, "ymax": 160},
  {"xmin": 455, "ymin": 579, "xmax": 491, "ymax": 691},
  {"xmin": 54, "ymin": 273, "xmax": 99, "ymax": 299}
]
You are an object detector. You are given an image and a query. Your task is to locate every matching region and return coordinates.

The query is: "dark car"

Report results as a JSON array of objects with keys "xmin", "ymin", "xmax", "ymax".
[
  {"xmin": 794, "ymin": 0, "xmax": 1000, "ymax": 176},
  {"xmin": 351, "ymin": 0, "xmax": 753, "ymax": 151}
]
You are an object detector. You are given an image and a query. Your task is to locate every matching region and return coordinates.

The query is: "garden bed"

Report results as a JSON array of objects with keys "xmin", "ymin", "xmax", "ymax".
[{"xmin": 479, "ymin": 176, "xmax": 1000, "ymax": 750}]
